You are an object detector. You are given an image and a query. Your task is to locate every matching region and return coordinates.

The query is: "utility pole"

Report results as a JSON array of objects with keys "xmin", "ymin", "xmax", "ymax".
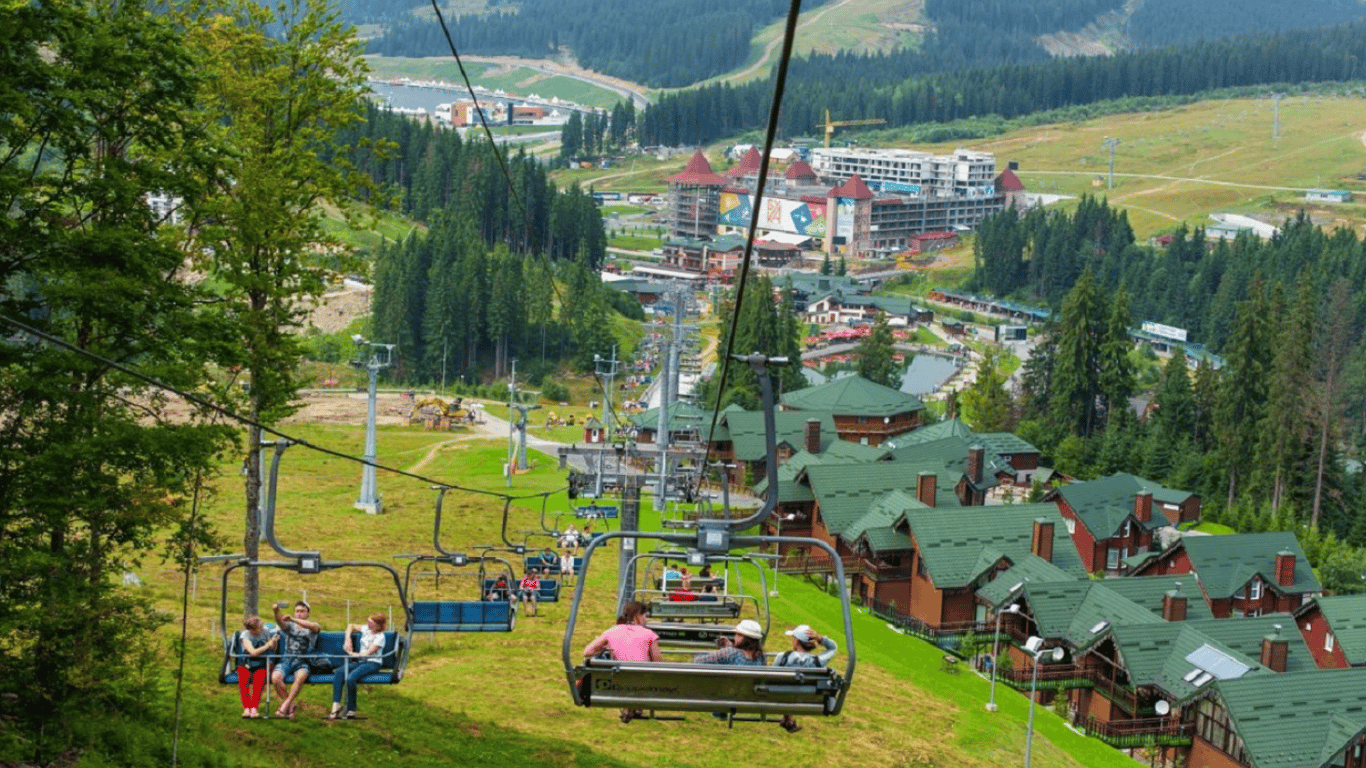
[
  {"xmin": 350, "ymin": 336, "xmax": 394, "ymax": 514},
  {"xmin": 653, "ymin": 284, "xmax": 699, "ymax": 511},
  {"xmin": 1272, "ymin": 92, "xmax": 1285, "ymax": 139},
  {"xmin": 1103, "ymin": 137, "xmax": 1120, "ymax": 190},
  {"xmin": 593, "ymin": 345, "xmax": 619, "ymax": 498},
  {"xmin": 507, "ymin": 358, "xmax": 518, "ymax": 487}
]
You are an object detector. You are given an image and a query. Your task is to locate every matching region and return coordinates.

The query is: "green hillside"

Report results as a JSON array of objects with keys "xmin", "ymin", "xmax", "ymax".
[{"xmin": 146, "ymin": 423, "xmax": 1136, "ymax": 768}]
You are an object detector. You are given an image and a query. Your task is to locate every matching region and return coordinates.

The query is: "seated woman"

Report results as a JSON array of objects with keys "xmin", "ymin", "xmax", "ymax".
[
  {"xmin": 328, "ymin": 613, "xmax": 387, "ymax": 721},
  {"xmin": 485, "ymin": 573, "xmax": 510, "ymax": 601},
  {"xmin": 516, "ymin": 569, "xmax": 541, "ymax": 617},
  {"xmin": 692, "ymin": 620, "xmax": 766, "ymax": 666},
  {"xmin": 581, "ymin": 600, "xmax": 662, "ymax": 723},
  {"xmin": 236, "ymin": 616, "xmax": 278, "ymax": 719}
]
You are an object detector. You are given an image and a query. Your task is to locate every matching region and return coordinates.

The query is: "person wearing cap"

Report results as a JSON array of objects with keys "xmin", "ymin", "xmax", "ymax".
[
  {"xmin": 692, "ymin": 619, "xmax": 766, "ymax": 666},
  {"xmin": 271, "ymin": 599, "xmax": 321, "ymax": 719},
  {"xmin": 773, "ymin": 625, "xmax": 838, "ymax": 733}
]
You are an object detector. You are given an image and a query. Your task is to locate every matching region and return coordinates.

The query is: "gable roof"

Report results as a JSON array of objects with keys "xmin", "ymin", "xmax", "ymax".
[
  {"xmin": 780, "ymin": 374, "xmax": 925, "ymax": 417},
  {"xmin": 975, "ymin": 555, "xmax": 1080, "ymax": 607},
  {"xmin": 887, "ymin": 436, "xmax": 1007, "ymax": 492},
  {"xmin": 846, "ymin": 489, "xmax": 916, "ymax": 552},
  {"xmin": 627, "ymin": 400, "xmax": 710, "ymax": 435},
  {"xmin": 829, "ymin": 173, "xmax": 875, "ymax": 200},
  {"xmin": 804, "ymin": 461, "xmax": 943, "ymax": 537},
  {"xmin": 1308, "ymin": 595, "xmax": 1366, "ymax": 665},
  {"xmin": 995, "ymin": 167, "xmax": 1024, "ymax": 192},
  {"xmin": 1176, "ymin": 532, "xmax": 1321, "ymax": 598},
  {"xmin": 785, "ymin": 159, "xmax": 817, "ymax": 179},
  {"xmin": 724, "ymin": 146, "xmax": 762, "ymax": 177},
  {"xmin": 899, "ymin": 504, "xmax": 1087, "ymax": 589},
  {"xmin": 1105, "ymin": 622, "xmax": 1266, "ymax": 705},
  {"xmin": 719, "ymin": 410, "xmax": 839, "ymax": 461},
  {"xmin": 1053, "ymin": 472, "xmax": 1192, "ymax": 539},
  {"xmin": 1096, "ymin": 576, "xmax": 1216, "ymax": 621},
  {"xmin": 1211, "ymin": 667, "xmax": 1366, "ymax": 768},
  {"xmin": 1182, "ymin": 616, "xmax": 1315, "ymax": 674},
  {"xmin": 1024, "ymin": 581, "xmax": 1166, "ymax": 652},
  {"xmin": 668, "ymin": 150, "xmax": 726, "ymax": 186}
]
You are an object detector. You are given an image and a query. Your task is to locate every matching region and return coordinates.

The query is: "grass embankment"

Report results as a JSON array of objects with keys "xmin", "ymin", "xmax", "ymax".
[{"xmin": 147, "ymin": 424, "xmax": 1137, "ymax": 768}]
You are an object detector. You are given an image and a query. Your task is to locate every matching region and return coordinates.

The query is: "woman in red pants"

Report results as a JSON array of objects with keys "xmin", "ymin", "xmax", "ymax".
[{"xmin": 236, "ymin": 616, "xmax": 278, "ymax": 719}]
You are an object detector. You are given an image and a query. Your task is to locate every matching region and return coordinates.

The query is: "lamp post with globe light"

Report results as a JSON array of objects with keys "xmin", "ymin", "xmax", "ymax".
[
  {"xmin": 986, "ymin": 581, "xmax": 1027, "ymax": 712},
  {"xmin": 1023, "ymin": 636, "xmax": 1066, "ymax": 768}
]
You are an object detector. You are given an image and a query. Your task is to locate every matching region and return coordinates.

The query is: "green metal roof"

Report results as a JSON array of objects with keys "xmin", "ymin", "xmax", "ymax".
[
  {"xmin": 721, "ymin": 410, "xmax": 839, "ymax": 461},
  {"xmin": 627, "ymin": 400, "xmax": 711, "ymax": 434},
  {"xmin": 1179, "ymin": 531, "xmax": 1321, "ymax": 599},
  {"xmin": 1312, "ymin": 595, "xmax": 1366, "ymax": 666},
  {"xmin": 1182, "ymin": 617, "xmax": 1316, "ymax": 675},
  {"xmin": 1211, "ymin": 667, "xmax": 1366, "ymax": 768},
  {"xmin": 1094, "ymin": 576, "xmax": 1216, "ymax": 621},
  {"xmin": 975, "ymin": 555, "xmax": 1080, "ymax": 608},
  {"xmin": 805, "ymin": 462, "xmax": 941, "ymax": 537},
  {"xmin": 780, "ymin": 374, "xmax": 926, "ymax": 417},
  {"xmin": 976, "ymin": 432, "xmax": 1040, "ymax": 457},
  {"xmin": 899, "ymin": 503, "xmax": 1088, "ymax": 589},
  {"xmin": 887, "ymin": 436, "xmax": 1006, "ymax": 492},
  {"xmin": 860, "ymin": 525, "xmax": 910, "ymax": 554},
  {"xmin": 1023, "ymin": 581, "xmax": 1165, "ymax": 652},
  {"xmin": 845, "ymin": 490, "xmax": 914, "ymax": 550},
  {"xmin": 892, "ymin": 417, "xmax": 975, "ymax": 445},
  {"xmin": 1106, "ymin": 622, "xmax": 1267, "ymax": 705},
  {"xmin": 1053, "ymin": 472, "xmax": 1192, "ymax": 540}
]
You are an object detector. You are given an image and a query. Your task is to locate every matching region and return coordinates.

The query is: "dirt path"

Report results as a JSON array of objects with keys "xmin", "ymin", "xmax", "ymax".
[{"xmin": 722, "ymin": 0, "xmax": 861, "ymax": 84}]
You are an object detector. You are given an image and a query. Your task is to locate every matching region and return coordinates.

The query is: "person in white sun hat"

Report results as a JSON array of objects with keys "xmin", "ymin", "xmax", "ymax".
[
  {"xmin": 772, "ymin": 624, "xmax": 838, "ymax": 733},
  {"xmin": 692, "ymin": 619, "xmax": 766, "ymax": 666}
]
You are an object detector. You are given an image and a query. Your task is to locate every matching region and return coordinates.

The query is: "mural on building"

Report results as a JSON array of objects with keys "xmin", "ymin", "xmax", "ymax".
[{"xmin": 719, "ymin": 192, "xmax": 826, "ymax": 237}]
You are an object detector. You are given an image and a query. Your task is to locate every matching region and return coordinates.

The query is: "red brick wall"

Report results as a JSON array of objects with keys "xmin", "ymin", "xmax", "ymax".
[{"xmin": 1188, "ymin": 738, "xmax": 1251, "ymax": 768}]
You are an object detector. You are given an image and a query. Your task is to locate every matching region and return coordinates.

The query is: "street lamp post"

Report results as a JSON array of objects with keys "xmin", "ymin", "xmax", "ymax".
[
  {"xmin": 769, "ymin": 512, "xmax": 797, "ymax": 597},
  {"xmin": 1023, "ymin": 636, "xmax": 1066, "ymax": 768},
  {"xmin": 986, "ymin": 583, "xmax": 1026, "ymax": 712}
]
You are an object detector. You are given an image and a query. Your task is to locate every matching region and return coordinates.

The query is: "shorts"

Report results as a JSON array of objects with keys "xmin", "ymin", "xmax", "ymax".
[
  {"xmin": 278, "ymin": 656, "xmax": 310, "ymax": 678},
  {"xmin": 516, "ymin": 589, "xmax": 537, "ymax": 601}
]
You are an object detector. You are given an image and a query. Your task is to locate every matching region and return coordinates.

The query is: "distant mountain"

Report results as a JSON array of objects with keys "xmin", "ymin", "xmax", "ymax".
[{"xmin": 346, "ymin": 0, "xmax": 1366, "ymax": 90}]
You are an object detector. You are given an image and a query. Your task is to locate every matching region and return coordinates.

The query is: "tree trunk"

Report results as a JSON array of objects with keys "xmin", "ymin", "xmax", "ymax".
[{"xmin": 243, "ymin": 422, "xmax": 261, "ymax": 619}]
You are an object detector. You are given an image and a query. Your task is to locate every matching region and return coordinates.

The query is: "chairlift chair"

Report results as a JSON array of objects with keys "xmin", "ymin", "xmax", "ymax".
[
  {"xmin": 561, "ymin": 354, "xmax": 856, "ymax": 724},
  {"xmin": 216, "ymin": 441, "xmax": 412, "ymax": 691}
]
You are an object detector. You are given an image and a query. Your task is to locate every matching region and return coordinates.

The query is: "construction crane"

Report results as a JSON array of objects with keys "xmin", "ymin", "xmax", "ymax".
[{"xmin": 817, "ymin": 109, "xmax": 886, "ymax": 148}]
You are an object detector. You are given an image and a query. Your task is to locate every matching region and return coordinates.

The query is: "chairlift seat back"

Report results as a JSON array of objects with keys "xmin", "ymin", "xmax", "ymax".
[
  {"xmin": 647, "ymin": 599, "xmax": 742, "ymax": 620},
  {"xmin": 409, "ymin": 600, "xmax": 515, "ymax": 632},
  {"xmin": 577, "ymin": 658, "xmax": 844, "ymax": 716}
]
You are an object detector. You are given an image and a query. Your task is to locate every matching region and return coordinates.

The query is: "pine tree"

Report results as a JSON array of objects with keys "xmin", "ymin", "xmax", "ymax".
[
  {"xmin": 1049, "ymin": 267, "xmax": 1107, "ymax": 438},
  {"xmin": 961, "ymin": 348, "xmax": 1014, "ymax": 432},
  {"xmin": 855, "ymin": 312, "xmax": 901, "ymax": 389}
]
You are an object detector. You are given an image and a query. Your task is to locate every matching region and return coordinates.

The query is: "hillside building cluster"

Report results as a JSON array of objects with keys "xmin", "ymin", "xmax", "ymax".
[
  {"xmin": 621, "ymin": 372, "xmax": 1355, "ymax": 768},
  {"xmin": 663, "ymin": 146, "xmax": 1023, "ymax": 263}
]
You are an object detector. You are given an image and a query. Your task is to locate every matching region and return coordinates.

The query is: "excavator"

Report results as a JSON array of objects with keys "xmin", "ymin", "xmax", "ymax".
[{"xmin": 409, "ymin": 397, "xmax": 470, "ymax": 430}]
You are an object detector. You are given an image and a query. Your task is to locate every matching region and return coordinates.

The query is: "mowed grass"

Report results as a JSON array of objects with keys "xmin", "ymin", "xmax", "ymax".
[
  {"xmin": 362, "ymin": 56, "xmax": 625, "ymax": 109},
  {"xmin": 148, "ymin": 422, "xmax": 1138, "ymax": 768},
  {"xmin": 947, "ymin": 94, "xmax": 1366, "ymax": 239}
]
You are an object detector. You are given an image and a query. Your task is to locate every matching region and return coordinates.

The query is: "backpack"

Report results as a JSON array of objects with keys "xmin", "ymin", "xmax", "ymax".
[{"xmin": 776, "ymin": 650, "xmax": 822, "ymax": 669}]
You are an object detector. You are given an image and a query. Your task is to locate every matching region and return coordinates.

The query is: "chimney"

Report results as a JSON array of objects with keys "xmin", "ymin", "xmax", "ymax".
[
  {"xmin": 805, "ymin": 418, "xmax": 821, "ymax": 454},
  {"xmin": 1008, "ymin": 161, "xmax": 1019, "ymax": 171},
  {"xmin": 916, "ymin": 471, "xmax": 937, "ymax": 507},
  {"xmin": 1161, "ymin": 587, "xmax": 1187, "ymax": 622},
  {"xmin": 1275, "ymin": 550, "xmax": 1296, "ymax": 587},
  {"xmin": 1260, "ymin": 625, "xmax": 1288, "ymax": 673},
  {"xmin": 1031, "ymin": 518, "xmax": 1054, "ymax": 563},
  {"xmin": 1134, "ymin": 491, "xmax": 1153, "ymax": 523},
  {"xmin": 967, "ymin": 445, "xmax": 985, "ymax": 486}
]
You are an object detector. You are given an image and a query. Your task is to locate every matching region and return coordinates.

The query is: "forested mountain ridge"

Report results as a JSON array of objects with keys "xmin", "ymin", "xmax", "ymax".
[{"xmin": 351, "ymin": 0, "xmax": 1366, "ymax": 91}]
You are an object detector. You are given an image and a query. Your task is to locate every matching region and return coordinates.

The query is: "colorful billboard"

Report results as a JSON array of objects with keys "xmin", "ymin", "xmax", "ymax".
[
  {"xmin": 835, "ymin": 197, "xmax": 855, "ymax": 239},
  {"xmin": 719, "ymin": 192, "xmax": 826, "ymax": 237}
]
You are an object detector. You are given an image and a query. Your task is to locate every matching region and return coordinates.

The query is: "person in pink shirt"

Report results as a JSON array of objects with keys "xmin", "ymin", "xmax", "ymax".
[{"xmin": 581, "ymin": 600, "xmax": 662, "ymax": 723}]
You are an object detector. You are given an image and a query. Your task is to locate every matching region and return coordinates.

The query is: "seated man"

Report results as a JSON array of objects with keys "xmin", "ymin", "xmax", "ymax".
[
  {"xmin": 538, "ymin": 547, "xmax": 558, "ymax": 571},
  {"xmin": 271, "ymin": 600, "xmax": 321, "ymax": 720},
  {"xmin": 662, "ymin": 562, "xmax": 682, "ymax": 587},
  {"xmin": 516, "ymin": 569, "xmax": 541, "ymax": 617}
]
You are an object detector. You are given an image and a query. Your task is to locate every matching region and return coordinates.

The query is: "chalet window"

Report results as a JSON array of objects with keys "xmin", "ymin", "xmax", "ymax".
[
  {"xmin": 1327, "ymin": 633, "xmax": 1336, "ymax": 653},
  {"xmin": 1249, "ymin": 579, "xmax": 1262, "ymax": 600},
  {"xmin": 1064, "ymin": 518, "xmax": 1076, "ymax": 535},
  {"xmin": 1194, "ymin": 699, "xmax": 1248, "ymax": 764},
  {"xmin": 1121, "ymin": 520, "xmax": 1131, "ymax": 538},
  {"xmin": 916, "ymin": 555, "xmax": 926, "ymax": 577},
  {"xmin": 1106, "ymin": 547, "xmax": 1121, "ymax": 570}
]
